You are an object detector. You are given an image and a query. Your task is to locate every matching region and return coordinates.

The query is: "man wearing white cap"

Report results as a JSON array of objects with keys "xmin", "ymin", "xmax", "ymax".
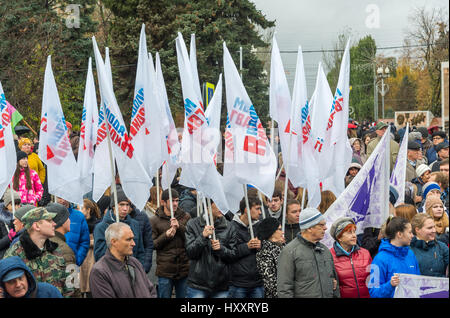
[{"xmin": 277, "ymin": 207, "xmax": 340, "ymax": 298}]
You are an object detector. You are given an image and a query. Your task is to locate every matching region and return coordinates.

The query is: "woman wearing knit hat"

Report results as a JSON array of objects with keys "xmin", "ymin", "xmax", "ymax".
[
  {"xmin": 11, "ymin": 152, "xmax": 43, "ymax": 206},
  {"xmin": 425, "ymin": 197, "xmax": 448, "ymax": 236},
  {"xmin": 410, "ymin": 213, "xmax": 449, "ymax": 277},
  {"xmin": 330, "ymin": 217, "xmax": 372, "ymax": 298},
  {"xmin": 411, "ymin": 164, "xmax": 431, "ymax": 201},
  {"xmin": 255, "ymin": 217, "xmax": 285, "ymax": 298}
]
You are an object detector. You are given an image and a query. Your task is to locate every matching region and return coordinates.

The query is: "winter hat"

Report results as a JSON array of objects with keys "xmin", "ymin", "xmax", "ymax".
[
  {"xmin": 14, "ymin": 205, "xmax": 35, "ymax": 222},
  {"xmin": 2, "ymin": 188, "xmax": 21, "ymax": 208},
  {"xmin": 2, "ymin": 268, "xmax": 25, "ymax": 283},
  {"xmin": 417, "ymin": 127, "xmax": 429, "ymax": 139},
  {"xmin": 330, "ymin": 217, "xmax": 355, "ymax": 241},
  {"xmin": 416, "ymin": 164, "xmax": 431, "ymax": 178},
  {"xmin": 432, "ymin": 131, "xmax": 447, "ymax": 139},
  {"xmin": 298, "ymin": 207, "xmax": 325, "ymax": 230},
  {"xmin": 256, "ymin": 217, "xmax": 280, "ymax": 241},
  {"xmin": 422, "ymin": 182, "xmax": 441, "ymax": 199},
  {"xmin": 389, "ymin": 186, "xmax": 399, "ymax": 206},
  {"xmin": 110, "ymin": 189, "xmax": 130, "ymax": 208},
  {"xmin": 408, "ymin": 131, "xmax": 422, "ymax": 143},
  {"xmin": 375, "ymin": 121, "xmax": 388, "ymax": 130},
  {"xmin": 16, "ymin": 151, "xmax": 28, "ymax": 162},
  {"xmin": 407, "ymin": 141, "xmax": 421, "ymax": 150},
  {"xmin": 349, "ymin": 162, "xmax": 362, "ymax": 170},
  {"xmin": 46, "ymin": 203, "xmax": 70, "ymax": 228},
  {"xmin": 435, "ymin": 141, "xmax": 449, "ymax": 153}
]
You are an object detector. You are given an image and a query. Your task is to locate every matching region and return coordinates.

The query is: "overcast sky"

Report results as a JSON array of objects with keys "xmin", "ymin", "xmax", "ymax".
[{"xmin": 250, "ymin": 0, "xmax": 449, "ymax": 94}]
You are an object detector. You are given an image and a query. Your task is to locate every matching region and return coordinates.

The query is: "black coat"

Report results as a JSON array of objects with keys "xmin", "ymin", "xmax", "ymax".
[
  {"xmin": 185, "ymin": 215, "xmax": 237, "ymax": 293},
  {"xmin": 227, "ymin": 215, "xmax": 263, "ymax": 288},
  {"xmin": 129, "ymin": 208, "xmax": 154, "ymax": 273}
]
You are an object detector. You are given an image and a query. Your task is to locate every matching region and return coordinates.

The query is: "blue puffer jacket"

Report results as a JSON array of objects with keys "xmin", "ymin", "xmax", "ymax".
[
  {"xmin": 0, "ymin": 256, "xmax": 62, "ymax": 298},
  {"xmin": 65, "ymin": 207, "xmax": 90, "ymax": 266},
  {"xmin": 129, "ymin": 207, "xmax": 153, "ymax": 273},
  {"xmin": 368, "ymin": 239, "xmax": 421, "ymax": 298},
  {"xmin": 410, "ymin": 236, "xmax": 449, "ymax": 277},
  {"xmin": 93, "ymin": 209, "xmax": 145, "ymax": 266}
]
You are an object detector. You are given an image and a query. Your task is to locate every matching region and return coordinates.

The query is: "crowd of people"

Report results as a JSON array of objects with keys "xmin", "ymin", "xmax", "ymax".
[{"xmin": 0, "ymin": 120, "xmax": 448, "ymax": 299}]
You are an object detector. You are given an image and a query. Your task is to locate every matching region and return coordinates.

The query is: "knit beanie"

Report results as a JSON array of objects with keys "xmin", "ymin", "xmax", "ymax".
[
  {"xmin": 46, "ymin": 203, "xmax": 70, "ymax": 228},
  {"xmin": 2, "ymin": 188, "xmax": 21, "ymax": 208},
  {"xmin": 415, "ymin": 164, "xmax": 431, "ymax": 178},
  {"xmin": 14, "ymin": 205, "xmax": 35, "ymax": 222},
  {"xmin": 110, "ymin": 189, "xmax": 130, "ymax": 208},
  {"xmin": 330, "ymin": 217, "xmax": 355, "ymax": 241},
  {"xmin": 389, "ymin": 186, "xmax": 399, "ymax": 206},
  {"xmin": 298, "ymin": 207, "xmax": 325, "ymax": 230},
  {"xmin": 256, "ymin": 217, "xmax": 280, "ymax": 240},
  {"xmin": 16, "ymin": 151, "xmax": 28, "ymax": 162},
  {"xmin": 422, "ymin": 182, "xmax": 441, "ymax": 199}
]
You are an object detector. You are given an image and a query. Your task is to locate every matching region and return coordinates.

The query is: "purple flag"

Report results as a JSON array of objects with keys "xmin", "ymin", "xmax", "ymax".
[{"xmin": 321, "ymin": 127, "xmax": 391, "ymax": 248}]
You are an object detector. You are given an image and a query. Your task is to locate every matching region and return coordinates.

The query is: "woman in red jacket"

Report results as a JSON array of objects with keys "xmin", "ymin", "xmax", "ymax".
[{"xmin": 330, "ymin": 217, "xmax": 372, "ymax": 298}]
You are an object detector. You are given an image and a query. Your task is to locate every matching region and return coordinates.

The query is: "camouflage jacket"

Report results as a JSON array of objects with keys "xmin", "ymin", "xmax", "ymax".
[{"xmin": 4, "ymin": 230, "xmax": 75, "ymax": 298}]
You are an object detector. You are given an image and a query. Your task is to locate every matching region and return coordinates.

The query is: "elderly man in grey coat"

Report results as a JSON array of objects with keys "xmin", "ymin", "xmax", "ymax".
[
  {"xmin": 89, "ymin": 222, "xmax": 156, "ymax": 298},
  {"xmin": 277, "ymin": 207, "xmax": 340, "ymax": 298}
]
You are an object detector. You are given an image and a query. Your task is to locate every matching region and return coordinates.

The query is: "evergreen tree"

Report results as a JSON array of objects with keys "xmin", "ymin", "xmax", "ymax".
[
  {"xmin": 101, "ymin": 0, "xmax": 275, "ymax": 126},
  {"xmin": 0, "ymin": 0, "xmax": 97, "ymax": 130}
]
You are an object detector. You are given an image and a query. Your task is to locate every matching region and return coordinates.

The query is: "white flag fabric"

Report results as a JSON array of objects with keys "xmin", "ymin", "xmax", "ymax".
[
  {"xmin": 394, "ymin": 274, "xmax": 449, "ymax": 298},
  {"xmin": 0, "ymin": 82, "xmax": 17, "ymax": 197},
  {"xmin": 129, "ymin": 24, "xmax": 163, "ymax": 185},
  {"xmin": 38, "ymin": 56, "xmax": 83, "ymax": 205},
  {"xmin": 321, "ymin": 127, "xmax": 391, "ymax": 248},
  {"xmin": 223, "ymin": 42, "xmax": 277, "ymax": 198},
  {"xmin": 321, "ymin": 40, "xmax": 353, "ymax": 197},
  {"xmin": 189, "ymin": 34, "xmax": 203, "ymax": 107},
  {"xmin": 223, "ymin": 114, "xmax": 245, "ymax": 212},
  {"xmin": 304, "ymin": 62, "xmax": 334, "ymax": 208},
  {"xmin": 390, "ymin": 123, "xmax": 409, "ymax": 206},
  {"xmin": 176, "ymin": 33, "xmax": 229, "ymax": 213},
  {"xmin": 204, "ymin": 74, "xmax": 223, "ymax": 165},
  {"xmin": 92, "ymin": 37, "xmax": 152, "ymax": 210},
  {"xmin": 155, "ymin": 53, "xmax": 181, "ymax": 190},
  {"xmin": 77, "ymin": 58, "xmax": 99, "ymax": 196},
  {"xmin": 92, "ymin": 47, "xmax": 115, "ymax": 202}
]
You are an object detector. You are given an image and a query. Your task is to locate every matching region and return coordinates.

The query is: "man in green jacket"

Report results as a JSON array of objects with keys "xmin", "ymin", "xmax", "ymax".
[
  {"xmin": 277, "ymin": 207, "xmax": 340, "ymax": 298},
  {"xmin": 3, "ymin": 207, "xmax": 75, "ymax": 297}
]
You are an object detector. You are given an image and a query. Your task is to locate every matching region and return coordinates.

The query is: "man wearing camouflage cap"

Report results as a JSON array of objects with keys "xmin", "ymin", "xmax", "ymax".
[
  {"xmin": 366, "ymin": 121, "xmax": 400, "ymax": 172},
  {"xmin": 3, "ymin": 207, "xmax": 76, "ymax": 298}
]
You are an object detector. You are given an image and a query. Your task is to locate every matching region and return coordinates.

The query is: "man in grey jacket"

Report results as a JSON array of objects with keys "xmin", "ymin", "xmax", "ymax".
[
  {"xmin": 90, "ymin": 222, "xmax": 156, "ymax": 298},
  {"xmin": 277, "ymin": 207, "xmax": 340, "ymax": 298}
]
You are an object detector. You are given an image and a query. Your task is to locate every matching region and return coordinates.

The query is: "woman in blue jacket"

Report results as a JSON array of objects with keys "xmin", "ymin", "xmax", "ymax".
[
  {"xmin": 368, "ymin": 217, "xmax": 421, "ymax": 298},
  {"xmin": 410, "ymin": 213, "xmax": 449, "ymax": 277}
]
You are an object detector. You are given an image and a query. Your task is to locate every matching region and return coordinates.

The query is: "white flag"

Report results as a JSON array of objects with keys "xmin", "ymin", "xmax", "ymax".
[
  {"xmin": 204, "ymin": 74, "xmax": 223, "ymax": 165},
  {"xmin": 304, "ymin": 62, "xmax": 334, "ymax": 208},
  {"xmin": 77, "ymin": 58, "xmax": 99, "ymax": 196},
  {"xmin": 155, "ymin": 53, "xmax": 181, "ymax": 190},
  {"xmin": 176, "ymin": 33, "xmax": 229, "ymax": 213},
  {"xmin": 223, "ymin": 42, "xmax": 277, "ymax": 198},
  {"xmin": 129, "ymin": 24, "xmax": 163, "ymax": 185},
  {"xmin": 92, "ymin": 37, "xmax": 152, "ymax": 210},
  {"xmin": 321, "ymin": 127, "xmax": 392, "ymax": 248},
  {"xmin": 321, "ymin": 40, "xmax": 353, "ymax": 197},
  {"xmin": 38, "ymin": 56, "xmax": 83, "ymax": 205},
  {"xmin": 0, "ymin": 82, "xmax": 17, "ymax": 197},
  {"xmin": 390, "ymin": 123, "xmax": 409, "ymax": 206},
  {"xmin": 394, "ymin": 274, "xmax": 449, "ymax": 298}
]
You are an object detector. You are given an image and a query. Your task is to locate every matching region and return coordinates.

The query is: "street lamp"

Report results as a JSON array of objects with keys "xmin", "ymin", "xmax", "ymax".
[{"xmin": 376, "ymin": 66, "xmax": 390, "ymax": 120}]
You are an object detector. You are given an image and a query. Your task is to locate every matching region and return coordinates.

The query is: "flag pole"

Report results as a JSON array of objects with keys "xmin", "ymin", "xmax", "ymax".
[
  {"xmin": 207, "ymin": 197, "xmax": 216, "ymax": 240},
  {"xmin": 165, "ymin": 170, "xmax": 174, "ymax": 219},
  {"xmin": 202, "ymin": 196, "xmax": 212, "ymax": 239},
  {"xmin": 275, "ymin": 163, "xmax": 284, "ymax": 180},
  {"xmin": 155, "ymin": 169, "xmax": 160, "ymax": 208},
  {"xmin": 281, "ymin": 132, "xmax": 293, "ymax": 234},
  {"xmin": 300, "ymin": 187, "xmax": 306, "ymax": 210},
  {"xmin": 243, "ymin": 185, "xmax": 255, "ymax": 239},
  {"xmin": 9, "ymin": 183, "xmax": 16, "ymax": 216},
  {"xmin": 196, "ymin": 192, "xmax": 200, "ymax": 217}
]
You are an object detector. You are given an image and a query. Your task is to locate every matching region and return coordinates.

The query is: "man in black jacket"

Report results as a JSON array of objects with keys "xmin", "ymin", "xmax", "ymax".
[
  {"xmin": 228, "ymin": 196, "xmax": 264, "ymax": 298},
  {"xmin": 129, "ymin": 205, "xmax": 154, "ymax": 273},
  {"xmin": 185, "ymin": 200, "xmax": 237, "ymax": 298}
]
